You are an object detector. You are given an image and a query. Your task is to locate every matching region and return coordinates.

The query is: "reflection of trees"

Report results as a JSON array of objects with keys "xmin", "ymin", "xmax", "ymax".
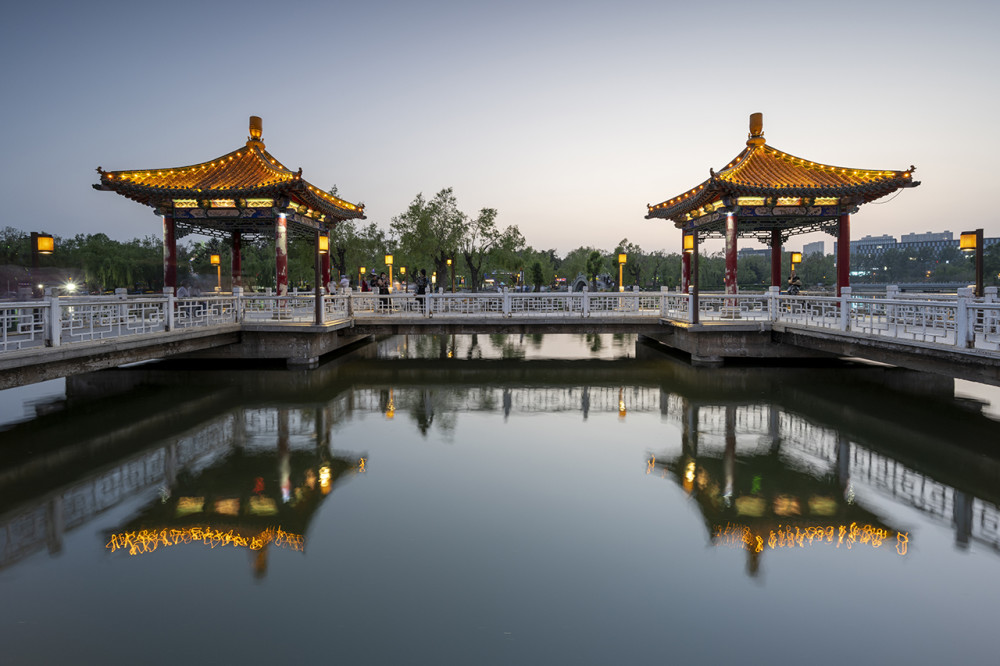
[
  {"xmin": 584, "ymin": 333, "xmax": 603, "ymax": 353},
  {"xmin": 487, "ymin": 334, "xmax": 527, "ymax": 359}
]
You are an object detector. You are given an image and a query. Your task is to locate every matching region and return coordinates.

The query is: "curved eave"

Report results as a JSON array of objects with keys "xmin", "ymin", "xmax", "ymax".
[
  {"xmin": 94, "ymin": 141, "xmax": 365, "ymax": 218},
  {"xmin": 645, "ymin": 178, "xmax": 720, "ymax": 221},
  {"xmin": 646, "ymin": 142, "xmax": 918, "ymax": 222}
]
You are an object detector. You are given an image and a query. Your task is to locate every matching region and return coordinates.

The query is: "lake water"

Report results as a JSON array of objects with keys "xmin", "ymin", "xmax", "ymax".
[{"xmin": 1, "ymin": 334, "xmax": 998, "ymax": 665}]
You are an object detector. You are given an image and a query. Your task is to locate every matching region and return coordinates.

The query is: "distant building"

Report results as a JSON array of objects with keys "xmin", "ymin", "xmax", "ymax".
[
  {"xmin": 836, "ymin": 230, "xmax": 999, "ymax": 256},
  {"xmin": 802, "ymin": 241, "xmax": 824, "ymax": 256},
  {"xmin": 737, "ymin": 248, "xmax": 771, "ymax": 258},
  {"xmin": 900, "ymin": 231, "xmax": 952, "ymax": 243},
  {"xmin": 834, "ymin": 234, "xmax": 897, "ymax": 256}
]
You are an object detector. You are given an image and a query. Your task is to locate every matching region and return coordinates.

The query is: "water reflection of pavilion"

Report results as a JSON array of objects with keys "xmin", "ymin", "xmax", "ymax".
[
  {"xmin": 649, "ymin": 401, "xmax": 905, "ymax": 576},
  {"xmin": 107, "ymin": 432, "xmax": 362, "ymax": 577}
]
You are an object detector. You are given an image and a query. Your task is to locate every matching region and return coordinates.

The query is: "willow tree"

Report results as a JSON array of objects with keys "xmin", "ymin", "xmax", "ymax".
[
  {"xmin": 459, "ymin": 208, "xmax": 524, "ymax": 292},
  {"xmin": 391, "ymin": 188, "xmax": 466, "ymax": 289}
]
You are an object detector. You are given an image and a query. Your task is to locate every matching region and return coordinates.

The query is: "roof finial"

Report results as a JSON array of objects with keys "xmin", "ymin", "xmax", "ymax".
[
  {"xmin": 248, "ymin": 116, "xmax": 264, "ymax": 146},
  {"xmin": 747, "ymin": 112, "xmax": 765, "ymax": 147}
]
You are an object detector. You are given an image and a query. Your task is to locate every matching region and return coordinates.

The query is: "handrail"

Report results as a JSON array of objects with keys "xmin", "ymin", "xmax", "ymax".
[{"xmin": 2, "ymin": 287, "xmax": 998, "ymax": 355}]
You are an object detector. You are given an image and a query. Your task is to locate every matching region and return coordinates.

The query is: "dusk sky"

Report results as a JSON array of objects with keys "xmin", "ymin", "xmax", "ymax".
[{"xmin": 2, "ymin": 0, "xmax": 997, "ymax": 255}]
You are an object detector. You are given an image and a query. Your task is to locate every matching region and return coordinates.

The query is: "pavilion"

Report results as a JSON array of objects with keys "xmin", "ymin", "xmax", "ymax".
[
  {"xmin": 94, "ymin": 116, "xmax": 365, "ymax": 295},
  {"xmin": 645, "ymin": 113, "xmax": 919, "ymax": 296}
]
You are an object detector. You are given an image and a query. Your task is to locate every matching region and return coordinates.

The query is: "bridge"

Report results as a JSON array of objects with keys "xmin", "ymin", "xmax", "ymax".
[{"xmin": 2, "ymin": 287, "xmax": 1000, "ymax": 388}]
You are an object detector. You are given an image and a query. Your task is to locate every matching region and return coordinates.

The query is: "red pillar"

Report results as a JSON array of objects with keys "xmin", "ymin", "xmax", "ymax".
[
  {"xmin": 276, "ymin": 214, "xmax": 288, "ymax": 296},
  {"xmin": 724, "ymin": 213, "xmax": 738, "ymax": 295},
  {"xmin": 163, "ymin": 215, "xmax": 177, "ymax": 294},
  {"xmin": 770, "ymin": 229, "xmax": 782, "ymax": 288},
  {"xmin": 837, "ymin": 213, "xmax": 850, "ymax": 296},
  {"xmin": 231, "ymin": 231, "xmax": 242, "ymax": 289},
  {"xmin": 321, "ymin": 229, "xmax": 331, "ymax": 291},
  {"xmin": 681, "ymin": 234, "xmax": 691, "ymax": 293}
]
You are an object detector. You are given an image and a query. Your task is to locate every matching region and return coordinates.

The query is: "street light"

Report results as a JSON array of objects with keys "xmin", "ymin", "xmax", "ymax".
[
  {"xmin": 399, "ymin": 266, "xmax": 407, "ymax": 292},
  {"xmin": 684, "ymin": 232, "xmax": 699, "ymax": 325},
  {"xmin": 961, "ymin": 229, "xmax": 984, "ymax": 297},
  {"xmin": 31, "ymin": 232, "xmax": 54, "ymax": 270},
  {"xmin": 618, "ymin": 253, "xmax": 627, "ymax": 292},
  {"xmin": 385, "ymin": 254, "xmax": 393, "ymax": 293},
  {"xmin": 359, "ymin": 266, "xmax": 366, "ymax": 287},
  {"xmin": 210, "ymin": 254, "xmax": 221, "ymax": 292},
  {"xmin": 790, "ymin": 252, "xmax": 802, "ymax": 274},
  {"xmin": 447, "ymin": 258, "xmax": 455, "ymax": 293},
  {"xmin": 318, "ymin": 235, "xmax": 329, "ymax": 254}
]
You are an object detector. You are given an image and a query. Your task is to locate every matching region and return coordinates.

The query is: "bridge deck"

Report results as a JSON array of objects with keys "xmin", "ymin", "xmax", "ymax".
[{"xmin": 1, "ymin": 290, "xmax": 999, "ymax": 388}]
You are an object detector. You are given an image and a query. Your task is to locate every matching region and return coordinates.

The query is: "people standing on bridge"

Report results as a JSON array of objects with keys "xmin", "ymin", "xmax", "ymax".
[
  {"xmin": 339, "ymin": 274, "xmax": 350, "ymax": 293},
  {"xmin": 376, "ymin": 271, "xmax": 389, "ymax": 312},
  {"xmin": 787, "ymin": 274, "xmax": 801, "ymax": 295},
  {"xmin": 415, "ymin": 269, "xmax": 428, "ymax": 311}
]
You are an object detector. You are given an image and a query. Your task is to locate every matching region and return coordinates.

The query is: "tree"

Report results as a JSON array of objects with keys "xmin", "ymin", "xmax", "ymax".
[
  {"xmin": 391, "ymin": 188, "xmax": 466, "ymax": 289},
  {"xmin": 586, "ymin": 251, "xmax": 603, "ymax": 290},
  {"xmin": 529, "ymin": 261, "xmax": 544, "ymax": 292},
  {"xmin": 459, "ymin": 208, "xmax": 524, "ymax": 292}
]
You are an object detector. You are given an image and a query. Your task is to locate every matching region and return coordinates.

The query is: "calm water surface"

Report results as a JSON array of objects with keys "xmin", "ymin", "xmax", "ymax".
[{"xmin": 1, "ymin": 334, "xmax": 999, "ymax": 665}]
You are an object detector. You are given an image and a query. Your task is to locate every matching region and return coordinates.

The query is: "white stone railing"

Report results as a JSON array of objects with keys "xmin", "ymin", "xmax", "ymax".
[{"xmin": 2, "ymin": 286, "xmax": 999, "ymax": 355}]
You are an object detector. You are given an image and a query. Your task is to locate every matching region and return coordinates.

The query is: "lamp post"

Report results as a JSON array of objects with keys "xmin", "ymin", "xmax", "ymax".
[
  {"xmin": 210, "ymin": 254, "xmax": 221, "ymax": 292},
  {"xmin": 359, "ymin": 266, "xmax": 366, "ymax": 288},
  {"xmin": 447, "ymin": 258, "xmax": 455, "ymax": 293},
  {"xmin": 618, "ymin": 253, "xmax": 627, "ymax": 292},
  {"xmin": 790, "ymin": 251, "xmax": 802, "ymax": 275},
  {"xmin": 385, "ymin": 254, "xmax": 393, "ymax": 293},
  {"xmin": 31, "ymin": 232, "xmax": 54, "ymax": 270},
  {"xmin": 399, "ymin": 266, "xmax": 407, "ymax": 292},
  {"xmin": 961, "ymin": 229, "xmax": 984, "ymax": 298},
  {"xmin": 684, "ymin": 232, "xmax": 699, "ymax": 324}
]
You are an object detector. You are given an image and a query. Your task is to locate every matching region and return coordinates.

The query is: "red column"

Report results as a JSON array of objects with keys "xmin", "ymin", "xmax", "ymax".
[
  {"xmin": 837, "ymin": 213, "xmax": 850, "ymax": 296},
  {"xmin": 770, "ymin": 229, "xmax": 782, "ymax": 287},
  {"xmin": 231, "ymin": 231, "xmax": 242, "ymax": 288},
  {"xmin": 321, "ymin": 229, "xmax": 331, "ymax": 291},
  {"xmin": 163, "ymin": 215, "xmax": 177, "ymax": 294},
  {"xmin": 681, "ymin": 235, "xmax": 691, "ymax": 293},
  {"xmin": 276, "ymin": 214, "xmax": 288, "ymax": 296},
  {"xmin": 724, "ymin": 213, "xmax": 738, "ymax": 295}
]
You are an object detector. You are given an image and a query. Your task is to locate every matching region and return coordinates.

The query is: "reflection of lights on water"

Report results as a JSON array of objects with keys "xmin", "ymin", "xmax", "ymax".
[
  {"xmin": 319, "ymin": 465, "xmax": 332, "ymax": 495},
  {"xmin": 713, "ymin": 521, "xmax": 906, "ymax": 555},
  {"xmin": 106, "ymin": 526, "xmax": 304, "ymax": 555},
  {"xmin": 684, "ymin": 461, "xmax": 696, "ymax": 484},
  {"xmin": 385, "ymin": 388, "xmax": 395, "ymax": 419},
  {"xmin": 646, "ymin": 456, "xmax": 655, "ymax": 475},
  {"xmin": 618, "ymin": 387, "xmax": 626, "ymax": 418},
  {"xmin": 358, "ymin": 457, "xmax": 367, "ymax": 473}
]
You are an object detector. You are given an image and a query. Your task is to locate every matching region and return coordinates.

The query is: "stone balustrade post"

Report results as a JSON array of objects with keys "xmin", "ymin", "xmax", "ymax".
[
  {"xmin": 957, "ymin": 287, "xmax": 974, "ymax": 348},
  {"xmin": 115, "ymin": 287, "xmax": 128, "ymax": 326},
  {"xmin": 660, "ymin": 286, "xmax": 668, "ymax": 318},
  {"xmin": 46, "ymin": 295, "xmax": 61, "ymax": 347},
  {"xmin": 502, "ymin": 287, "xmax": 511, "ymax": 317},
  {"xmin": 839, "ymin": 287, "xmax": 851, "ymax": 331},
  {"xmin": 582, "ymin": 286, "xmax": 590, "ymax": 317},
  {"xmin": 985, "ymin": 286, "xmax": 998, "ymax": 303},
  {"xmin": 768, "ymin": 286, "xmax": 780, "ymax": 322},
  {"xmin": 164, "ymin": 287, "xmax": 175, "ymax": 330},
  {"xmin": 232, "ymin": 286, "xmax": 243, "ymax": 323}
]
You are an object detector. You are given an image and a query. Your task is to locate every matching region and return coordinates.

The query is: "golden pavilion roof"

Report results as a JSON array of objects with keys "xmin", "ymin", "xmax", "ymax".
[
  {"xmin": 646, "ymin": 113, "xmax": 918, "ymax": 225},
  {"xmin": 94, "ymin": 116, "xmax": 365, "ymax": 223}
]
